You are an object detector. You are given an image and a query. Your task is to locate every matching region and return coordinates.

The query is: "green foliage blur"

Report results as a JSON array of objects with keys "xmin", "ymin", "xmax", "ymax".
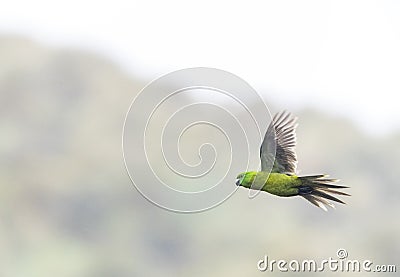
[{"xmin": 1, "ymin": 36, "xmax": 399, "ymax": 276}]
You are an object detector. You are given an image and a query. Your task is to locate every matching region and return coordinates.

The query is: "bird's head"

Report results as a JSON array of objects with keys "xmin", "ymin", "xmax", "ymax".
[
  {"xmin": 236, "ymin": 172, "xmax": 247, "ymax": 186},
  {"xmin": 235, "ymin": 173, "xmax": 246, "ymax": 187},
  {"xmin": 236, "ymin": 172, "xmax": 258, "ymax": 188}
]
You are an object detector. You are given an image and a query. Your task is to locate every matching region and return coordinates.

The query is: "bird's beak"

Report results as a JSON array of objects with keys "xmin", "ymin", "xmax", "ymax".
[{"xmin": 235, "ymin": 178, "xmax": 240, "ymax": 186}]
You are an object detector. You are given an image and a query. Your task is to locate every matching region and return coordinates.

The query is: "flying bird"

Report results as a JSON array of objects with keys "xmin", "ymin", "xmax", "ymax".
[{"xmin": 236, "ymin": 111, "xmax": 350, "ymax": 210}]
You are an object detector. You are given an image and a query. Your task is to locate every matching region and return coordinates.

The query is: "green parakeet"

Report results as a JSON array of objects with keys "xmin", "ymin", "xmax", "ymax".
[{"xmin": 236, "ymin": 111, "xmax": 349, "ymax": 210}]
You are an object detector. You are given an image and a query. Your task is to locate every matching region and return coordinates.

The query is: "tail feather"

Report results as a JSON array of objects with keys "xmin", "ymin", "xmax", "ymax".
[
  {"xmin": 318, "ymin": 187, "xmax": 351, "ymax": 196},
  {"xmin": 298, "ymin": 175, "xmax": 350, "ymax": 210},
  {"xmin": 302, "ymin": 195, "xmax": 330, "ymax": 211},
  {"xmin": 312, "ymin": 190, "xmax": 345, "ymax": 204}
]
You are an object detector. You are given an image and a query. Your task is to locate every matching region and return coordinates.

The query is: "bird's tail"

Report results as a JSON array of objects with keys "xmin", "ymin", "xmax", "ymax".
[{"xmin": 298, "ymin": 175, "xmax": 350, "ymax": 211}]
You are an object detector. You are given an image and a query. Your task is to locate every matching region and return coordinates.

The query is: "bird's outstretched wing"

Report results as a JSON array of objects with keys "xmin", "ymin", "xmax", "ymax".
[{"xmin": 260, "ymin": 111, "xmax": 298, "ymax": 173}]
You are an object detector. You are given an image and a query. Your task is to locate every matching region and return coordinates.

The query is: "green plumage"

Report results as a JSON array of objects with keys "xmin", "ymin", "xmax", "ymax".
[
  {"xmin": 237, "ymin": 172, "xmax": 299, "ymax": 197},
  {"xmin": 236, "ymin": 111, "xmax": 350, "ymax": 210}
]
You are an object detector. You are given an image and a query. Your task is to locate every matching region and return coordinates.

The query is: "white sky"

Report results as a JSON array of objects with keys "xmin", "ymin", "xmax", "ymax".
[{"xmin": 1, "ymin": 0, "xmax": 399, "ymax": 135}]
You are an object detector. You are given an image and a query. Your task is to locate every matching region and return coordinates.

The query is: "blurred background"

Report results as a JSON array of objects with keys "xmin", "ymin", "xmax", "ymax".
[{"xmin": 1, "ymin": 1, "xmax": 399, "ymax": 276}]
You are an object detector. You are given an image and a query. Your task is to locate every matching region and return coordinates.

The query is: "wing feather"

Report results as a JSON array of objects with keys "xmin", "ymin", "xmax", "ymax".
[{"xmin": 260, "ymin": 111, "xmax": 298, "ymax": 173}]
